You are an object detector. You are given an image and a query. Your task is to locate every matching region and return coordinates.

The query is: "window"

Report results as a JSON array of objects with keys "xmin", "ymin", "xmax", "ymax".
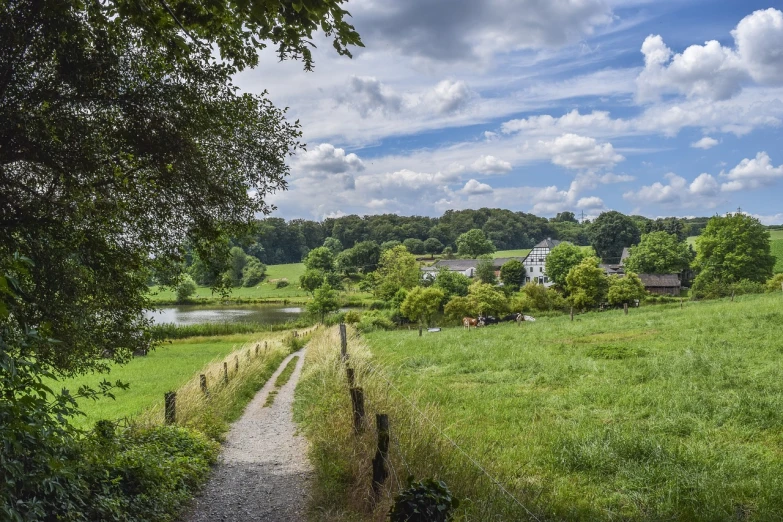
[
  {"xmin": 539, "ymin": 266, "xmax": 543, "ymax": 272},
  {"xmin": 544, "ymin": 277, "xmax": 549, "ymax": 283},
  {"xmin": 525, "ymin": 277, "xmax": 530, "ymax": 283}
]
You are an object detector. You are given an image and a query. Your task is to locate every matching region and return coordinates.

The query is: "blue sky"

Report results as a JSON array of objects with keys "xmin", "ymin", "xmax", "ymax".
[{"xmin": 236, "ymin": 0, "xmax": 783, "ymax": 224}]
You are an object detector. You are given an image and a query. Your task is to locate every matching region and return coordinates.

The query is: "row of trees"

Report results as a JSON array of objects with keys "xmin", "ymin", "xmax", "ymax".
[{"xmin": 236, "ymin": 210, "xmax": 712, "ymax": 265}]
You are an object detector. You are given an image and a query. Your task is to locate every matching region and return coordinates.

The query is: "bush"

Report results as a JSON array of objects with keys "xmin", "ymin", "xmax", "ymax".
[
  {"xmin": 344, "ymin": 310, "xmax": 361, "ymax": 324},
  {"xmin": 730, "ymin": 279, "xmax": 765, "ymax": 296},
  {"xmin": 275, "ymin": 279, "xmax": 290, "ymax": 289},
  {"xmin": 389, "ymin": 477, "xmax": 459, "ymax": 522},
  {"xmin": 692, "ymin": 277, "xmax": 765, "ymax": 300},
  {"xmin": 368, "ymin": 300, "xmax": 388, "ymax": 310},
  {"xmin": 175, "ymin": 274, "xmax": 197, "ymax": 303},
  {"xmin": 357, "ymin": 311, "xmax": 395, "ymax": 332},
  {"xmin": 241, "ymin": 258, "xmax": 266, "ymax": 287},
  {"xmin": 766, "ymin": 273, "xmax": 783, "ymax": 292}
]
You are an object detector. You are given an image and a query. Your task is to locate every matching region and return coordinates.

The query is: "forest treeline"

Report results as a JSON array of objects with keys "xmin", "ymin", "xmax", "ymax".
[{"xmin": 240, "ymin": 209, "xmax": 712, "ymax": 265}]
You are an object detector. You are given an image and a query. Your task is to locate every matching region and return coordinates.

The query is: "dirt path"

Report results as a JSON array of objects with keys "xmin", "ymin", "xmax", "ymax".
[{"xmin": 184, "ymin": 347, "xmax": 312, "ymax": 522}]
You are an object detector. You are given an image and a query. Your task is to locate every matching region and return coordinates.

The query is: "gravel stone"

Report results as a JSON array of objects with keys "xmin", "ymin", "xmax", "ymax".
[{"xmin": 183, "ymin": 348, "xmax": 312, "ymax": 522}]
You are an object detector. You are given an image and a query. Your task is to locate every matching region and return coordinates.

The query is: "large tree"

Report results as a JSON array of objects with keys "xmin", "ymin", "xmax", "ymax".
[
  {"xmin": 588, "ymin": 211, "xmax": 641, "ymax": 264},
  {"xmin": 624, "ymin": 231, "xmax": 692, "ymax": 274},
  {"xmin": 455, "ymin": 229, "xmax": 496, "ymax": 257},
  {"xmin": 693, "ymin": 214, "xmax": 775, "ymax": 287},
  {"xmin": 375, "ymin": 245, "xmax": 420, "ymax": 300},
  {"xmin": 566, "ymin": 256, "xmax": 608, "ymax": 310},
  {"xmin": 545, "ymin": 242, "xmax": 588, "ymax": 288},
  {"xmin": 400, "ymin": 287, "xmax": 445, "ymax": 326}
]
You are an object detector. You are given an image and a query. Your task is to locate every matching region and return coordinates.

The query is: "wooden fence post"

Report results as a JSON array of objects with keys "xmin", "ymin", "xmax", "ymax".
[
  {"xmin": 339, "ymin": 323, "xmax": 348, "ymax": 361},
  {"xmin": 418, "ymin": 326, "xmax": 422, "ymax": 337},
  {"xmin": 264, "ymin": 341, "xmax": 268, "ymax": 352},
  {"xmin": 681, "ymin": 298, "xmax": 683, "ymax": 309},
  {"xmin": 349, "ymin": 387, "xmax": 365, "ymax": 432},
  {"xmin": 223, "ymin": 362, "xmax": 228, "ymax": 383},
  {"xmin": 372, "ymin": 414, "xmax": 389, "ymax": 495},
  {"xmin": 164, "ymin": 392, "xmax": 176, "ymax": 425},
  {"xmin": 624, "ymin": 303, "xmax": 628, "ymax": 315},
  {"xmin": 246, "ymin": 350, "xmax": 250, "ymax": 360},
  {"xmin": 346, "ymin": 367, "xmax": 355, "ymax": 387},
  {"xmin": 731, "ymin": 290, "xmax": 735, "ymax": 302},
  {"xmin": 235, "ymin": 355, "xmax": 239, "ymax": 371},
  {"xmin": 255, "ymin": 344, "xmax": 259, "ymax": 357},
  {"xmin": 570, "ymin": 307, "xmax": 574, "ymax": 321},
  {"xmin": 200, "ymin": 374, "xmax": 207, "ymax": 394}
]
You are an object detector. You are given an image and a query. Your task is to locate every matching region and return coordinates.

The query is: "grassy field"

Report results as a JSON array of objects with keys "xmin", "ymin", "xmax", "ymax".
[
  {"xmin": 54, "ymin": 331, "xmax": 292, "ymax": 429},
  {"xmin": 298, "ymin": 294, "xmax": 783, "ymax": 520},
  {"xmin": 494, "ymin": 249, "xmax": 531, "ymax": 258}
]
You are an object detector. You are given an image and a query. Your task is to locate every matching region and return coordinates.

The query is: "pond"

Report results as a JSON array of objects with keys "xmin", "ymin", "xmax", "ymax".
[{"xmin": 145, "ymin": 305, "xmax": 305, "ymax": 326}]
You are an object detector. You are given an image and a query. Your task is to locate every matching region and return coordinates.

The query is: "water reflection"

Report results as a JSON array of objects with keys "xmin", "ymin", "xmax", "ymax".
[{"xmin": 145, "ymin": 305, "xmax": 304, "ymax": 326}]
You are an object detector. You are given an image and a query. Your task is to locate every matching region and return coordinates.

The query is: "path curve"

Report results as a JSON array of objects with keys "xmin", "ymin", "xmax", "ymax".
[{"xmin": 184, "ymin": 347, "xmax": 312, "ymax": 522}]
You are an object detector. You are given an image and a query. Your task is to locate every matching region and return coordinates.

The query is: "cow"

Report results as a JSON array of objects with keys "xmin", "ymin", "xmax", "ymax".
[
  {"xmin": 501, "ymin": 313, "xmax": 520, "ymax": 323},
  {"xmin": 462, "ymin": 317, "xmax": 479, "ymax": 330},
  {"xmin": 478, "ymin": 315, "xmax": 499, "ymax": 326}
]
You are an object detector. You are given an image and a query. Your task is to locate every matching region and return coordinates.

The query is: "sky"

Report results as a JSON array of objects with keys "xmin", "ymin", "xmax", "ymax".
[{"xmin": 236, "ymin": 0, "xmax": 783, "ymax": 225}]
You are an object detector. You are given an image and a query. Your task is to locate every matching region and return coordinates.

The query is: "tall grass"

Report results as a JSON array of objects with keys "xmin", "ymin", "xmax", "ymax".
[
  {"xmin": 150, "ymin": 319, "xmax": 314, "ymax": 340},
  {"xmin": 296, "ymin": 294, "xmax": 783, "ymax": 520}
]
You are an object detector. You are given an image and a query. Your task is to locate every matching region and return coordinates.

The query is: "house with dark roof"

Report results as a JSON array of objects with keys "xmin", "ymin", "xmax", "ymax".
[
  {"xmin": 422, "ymin": 256, "xmax": 526, "ymax": 280},
  {"xmin": 522, "ymin": 238, "xmax": 561, "ymax": 287},
  {"xmin": 638, "ymin": 274, "xmax": 681, "ymax": 296}
]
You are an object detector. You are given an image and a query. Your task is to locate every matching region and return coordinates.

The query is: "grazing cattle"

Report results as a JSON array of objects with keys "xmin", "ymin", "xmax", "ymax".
[
  {"xmin": 462, "ymin": 317, "xmax": 479, "ymax": 329},
  {"xmin": 478, "ymin": 315, "xmax": 499, "ymax": 326},
  {"xmin": 501, "ymin": 313, "xmax": 520, "ymax": 322}
]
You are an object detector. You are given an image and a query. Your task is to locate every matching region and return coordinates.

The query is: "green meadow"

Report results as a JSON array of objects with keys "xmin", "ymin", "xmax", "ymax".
[
  {"xmin": 356, "ymin": 293, "xmax": 783, "ymax": 520},
  {"xmin": 54, "ymin": 333, "xmax": 281, "ymax": 428},
  {"xmin": 493, "ymin": 249, "xmax": 531, "ymax": 258}
]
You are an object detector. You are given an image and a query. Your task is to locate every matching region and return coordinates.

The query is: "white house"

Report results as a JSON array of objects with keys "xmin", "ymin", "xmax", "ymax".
[{"xmin": 522, "ymin": 238, "xmax": 561, "ymax": 287}]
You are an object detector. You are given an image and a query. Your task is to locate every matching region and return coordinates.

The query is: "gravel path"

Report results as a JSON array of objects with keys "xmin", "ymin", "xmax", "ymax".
[{"xmin": 184, "ymin": 347, "xmax": 312, "ymax": 522}]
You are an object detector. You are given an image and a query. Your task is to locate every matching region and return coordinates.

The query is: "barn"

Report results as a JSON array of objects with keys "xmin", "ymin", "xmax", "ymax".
[{"xmin": 639, "ymin": 274, "xmax": 681, "ymax": 296}]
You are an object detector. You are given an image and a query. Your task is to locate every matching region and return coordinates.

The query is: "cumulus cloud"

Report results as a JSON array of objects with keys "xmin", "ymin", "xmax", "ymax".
[
  {"xmin": 691, "ymin": 136, "xmax": 719, "ymax": 149},
  {"xmin": 341, "ymin": 76, "xmax": 403, "ymax": 117},
  {"xmin": 535, "ymin": 133, "xmax": 624, "ymax": 169},
  {"xmin": 460, "ymin": 179, "xmax": 494, "ymax": 195},
  {"xmin": 296, "ymin": 143, "xmax": 365, "ymax": 174},
  {"xmin": 623, "ymin": 172, "xmax": 721, "ymax": 207},
  {"xmin": 636, "ymin": 8, "xmax": 783, "ymax": 102},
  {"xmin": 354, "ymin": 0, "xmax": 613, "ymax": 62},
  {"xmin": 471, "ymin": 155, "xmax": 512, "ymax": 174},
  {"xmin": 752, "ymin": 213, "xmax": 783, "ymax": 226},
  {"xmin": 502, "ymin": 109, "xmax": 631, "ymax": 136},
  {"xmin": 720, "ymin": 151, "xmax": 783, "ymax": 191},
  {"xmin": 425, "ymin": 80, "xmax": 474, "ymax": 114}
]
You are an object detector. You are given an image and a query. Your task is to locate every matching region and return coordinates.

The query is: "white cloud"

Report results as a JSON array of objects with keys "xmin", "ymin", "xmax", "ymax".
[
  {"xmin": 576, "ymin": 196, "xmax": 605, "ymax": 209},
  {"xmin": 502, "ymin": 109, "xmax": 631, "ymax": 136},
  {"xmin": 341, "ymin": 76, "xmax": 403, "ymax": 117},
  {"xmin": 535, "ymin": 133, "xmax": 624, "ymax": 170},
  {"xmin": 425, "ymin": 80, "xmax": 474, "ymax": 114},
  {"xmin": 720, "ymin": 151, "xmax": 783, "ymax": 192},
  {"xmin": 460, "ymin": 179, "xmax": 494, "ymax": 195},
  {"xmin": 691, "ymin": 137, "xmax": 719, "ymax": 150},
  {"xmin": 296, "ymin": 143, "xmax": 365, "ymax": 174},
  {"xmin": 752, "ymin": 213, "xmax": 783, "ymax": 226},
  {"xmin": 471, "ymin": 155, "xmax": 512, "ymax": 174},
  {"xmin": 623, "ymin": 172, "xmax": 722, "ymax": 208},
  {"xmin": 636, "ymin": 9, "xmax": 783, "ymax": 102}
]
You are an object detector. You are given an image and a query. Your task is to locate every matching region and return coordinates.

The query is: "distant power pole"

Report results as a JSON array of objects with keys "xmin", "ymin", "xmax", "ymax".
[{"xmin": 580, "ymin": 210, "xmax": 586, "ymax": 224}]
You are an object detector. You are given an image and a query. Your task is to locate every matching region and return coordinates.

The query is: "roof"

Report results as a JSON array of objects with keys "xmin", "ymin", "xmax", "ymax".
[
  {"xmin": 493, "ymin": 257, "xmax": 526, "ymax": 267},
  {"xmin": 600, "ymin": 263, "xmax": 625, "ymax": 275},
  {"xmin": 532, "ymin": 238, "xmax": 562, "ymax": 249},
  {"xmin": 639, "ymin": 274, "xmax": 681, "ymax": 287},
  {"xmin": 432, "ymin": 259, "xmax": 478, "ymax": 271},
  {"xmin": 621, "ymin": 247, "xmax": 631, "ymax": 262}
]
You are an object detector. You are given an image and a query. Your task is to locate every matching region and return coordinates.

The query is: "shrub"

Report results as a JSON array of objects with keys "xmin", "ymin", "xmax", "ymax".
[
  {"xmin": 241, "ymin": 258, "xmax": 266, "ymax": 287},
  {"xmin": 389, "ymin": 477, "xmax": 459, "ymax": 522},
  {"xmin": 766, "ymin": 273, "xmax": 783, "ymax": 292},
  {"xmin": 343, "ymin": 310, "xmax": 361, "ymax": 324},
  {"xmin": 357, "ymin": 311, "xmax": 395, "ymax": 332},
  {"xmin": 368, "ymin": 300, "xmax": 388, "ymax": 310},
  {"xmin": 275, "ymin": 279, "xmax": 290, "ymax": 289},
  {"xmin": 731, "ymin": 279, "xmax": 765, "ymax": 296},
  {"xmin": 175, "ymin": 274, "xmax": 197, "ymax": 303}
]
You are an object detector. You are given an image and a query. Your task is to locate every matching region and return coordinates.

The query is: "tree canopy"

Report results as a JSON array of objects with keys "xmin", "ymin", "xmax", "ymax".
[
  {"xmin": 545, "ymin": 242, "xmax": 588, "ymax": 288},
  {"xmin": 456, "ymin": 229, "xmax": 496, "ymax": 257},
  {"xmin": 693, "ymin": 214, "xmax": 774, "ymax": 286},
  {"xmin": 400, "ymin": 287, "xmax": 445, "ymax": 326},
  {"xmin": 566, "ymin": 256, "xmax": 608, "ymax": 310},
  {"xmin": 499, "ymin": 260, "xmax": 525, "ymax": 291},
  {"xmin": 607, "ymin": 272, "xmax": 646, "ymax": 305},
  {"xmin": 375, "ymin": 245, "xmax": 420, "ymax": 300},
  {"xmin": 588, "ymin": 211, "xmax": 641, "ymax": 264},
  {"xmin": 624, "ymin": 232, "xmax": 692, "ymax": 274}
]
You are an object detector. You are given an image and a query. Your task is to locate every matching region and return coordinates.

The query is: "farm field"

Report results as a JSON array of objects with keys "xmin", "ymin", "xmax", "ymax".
[
  {"xmin": 362, "ymin": 293, "xmax": 783, "ymax": 520},
  {"xmin": 494, "ymin": 249, "xmax": 531, "ymax": 258},
  {"xmin": 53, "ymin": 332, "xmax": 285, "ymax": 428}
]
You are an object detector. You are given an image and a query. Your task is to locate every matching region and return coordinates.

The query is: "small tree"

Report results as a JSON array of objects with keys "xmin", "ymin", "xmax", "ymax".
[
  {"xmin": 241, "ymin": 257, "xmax": 267, "ymax": 287},
  {"xmin": 441, "ymin": 246, "xmax": 455, "ymax": 259},
  {"xmin": 433, "ymin": 268, "xmax": 471, "ymax": 298},
  {"xmin": 607, "ymin": 272, "xmax": 646, "ymax": 306},
  {"xmin": 403, "ymin": 238, "xmax": 426, "ymax": 255},
  {"xmin": 176, "ymin": 274, "xmax": 197, "ymax": 303},
  {"xmin": 455, "ymin": 229, "xmax": 496, "ymax": 257},
  {"xmin": 475, "ymin": 257, "xmax": 496, "ymax": 284},
  {"xmin": 299, "ymin": 269, "xmax": 325, "ymax": 295},
  {"xmin": 401, "ymin": 287, "xmax": 445, "ymax": 326},
  {"xmin": 444, "ymin": 296, "xmax": 474, "ymax": 322},
  {"xmin": 766, "ymin": 273, "xmax": 783, "ymax": 293},
  {"xmin": 375, "ymin": 245, "xmax": 421, "ymax": 300},
  {"xmin": 303, "ymin": 246, "xmax": 335, "ymax": 272},
  {"xmin": 307, "ymin": 284, "xmax": 340, "ymax": 323},
  {"xmin": 381, "ymin": 240, "xmax": 402, "ymax": 251},
  {"xmin": 323, "ymin": 237, "xmax": 343, "ymax": 255},
  {"xmin": 424, "ymin": 238, "xmax": 444, "ymax": 258},
  {"xmin": 467, "ymin": 281, "xmax": 509, "ymax": 316},
  {"xmin": 499, "ymin": 259, "xmax": 525, "ymax": 291},
  {"xmin": 566, "ymin": 256, "xmax": 608, "ymax": 311},
  {"xmin": 546, "ymin": 242, "xmax": 587, "ymax": 289}
]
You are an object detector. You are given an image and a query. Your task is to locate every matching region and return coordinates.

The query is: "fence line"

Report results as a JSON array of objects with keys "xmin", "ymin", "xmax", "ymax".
[{"xmin": 340, "ymin": 327, "xmax": 542, "ymax": 522}]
